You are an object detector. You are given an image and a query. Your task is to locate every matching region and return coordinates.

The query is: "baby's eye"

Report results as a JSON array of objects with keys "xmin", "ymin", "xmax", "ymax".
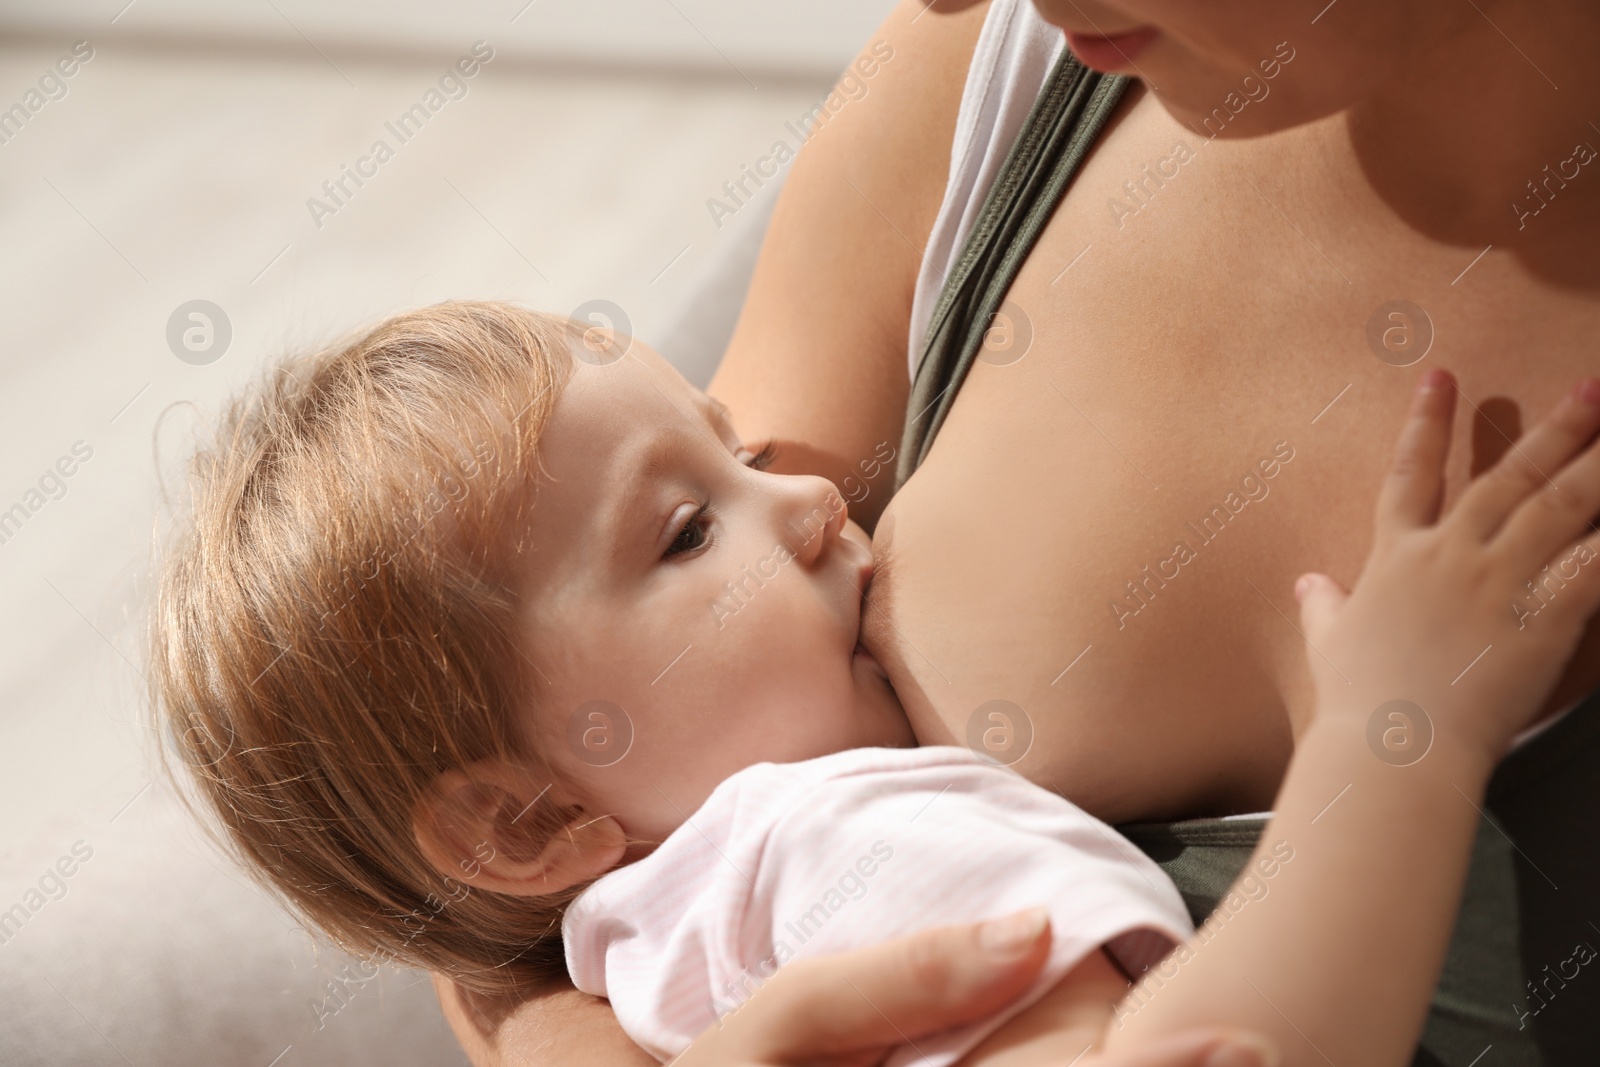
[
  {"xmin": 739, "ymin": 444, "xmax": 777, "ymax": 473},
  {"xmin": 666, "ymin": 504, "xmax": 713, "ymax": 558}
]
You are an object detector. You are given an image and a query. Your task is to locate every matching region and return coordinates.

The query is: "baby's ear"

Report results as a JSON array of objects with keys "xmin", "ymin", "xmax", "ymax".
[{"xmin": 411, "ymin": 761, "xmax": 626, "ymax": 897}]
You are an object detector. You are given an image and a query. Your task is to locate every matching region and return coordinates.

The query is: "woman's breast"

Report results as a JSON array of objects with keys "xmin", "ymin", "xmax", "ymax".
[
  {"xmin": 863, "ymin": 335, "xmax": 1324, "ymax": 822},
  {"xmin": 862, "ymin": 97, "xmax": 1600, "ymax": 824}
]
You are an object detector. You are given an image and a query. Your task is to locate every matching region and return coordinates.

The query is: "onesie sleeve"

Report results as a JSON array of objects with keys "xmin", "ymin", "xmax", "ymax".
[{"xmin": 733, "ymin": 748, "xmax": 1194, "ymax": 1067}]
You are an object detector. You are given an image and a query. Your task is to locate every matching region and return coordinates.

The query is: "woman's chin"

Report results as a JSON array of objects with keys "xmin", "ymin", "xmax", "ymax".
[{"xmin": 1063, "ymin": 27, "xmax": 1159, "ymax": 73}]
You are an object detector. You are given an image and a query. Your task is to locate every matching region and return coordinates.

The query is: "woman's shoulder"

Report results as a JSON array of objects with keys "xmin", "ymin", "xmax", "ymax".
[{"xmin": 708, "ymin": 0, "xmax": 993, "ymax": 529}]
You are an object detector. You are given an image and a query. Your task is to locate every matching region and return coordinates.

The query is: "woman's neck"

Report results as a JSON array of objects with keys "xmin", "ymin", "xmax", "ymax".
[{"xmin": 1347, "ymin": 0, "xmax": 1600, "ymax": 283}]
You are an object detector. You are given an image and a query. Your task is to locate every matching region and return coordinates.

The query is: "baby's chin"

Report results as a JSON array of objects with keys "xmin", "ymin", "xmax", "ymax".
[
  {"xmin": 851, "ymin": 647, "xmax": 917, "ymax": 748},
  {"xmin": 852, "ymin": 637, "xmax": 889, "ymax": 682}
]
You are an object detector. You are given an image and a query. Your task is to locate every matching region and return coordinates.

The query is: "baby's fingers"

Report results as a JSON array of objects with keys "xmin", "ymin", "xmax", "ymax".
[
  {"xmin": 1495, "ymin": 398, "xmax": 1600, "ymax": 573},
  {"xmin": 1451, "ymin": 378, "xmax": 1600, "ymax": 542},
  {"xmin": 1374, "ymin": 369, "xmax": 1456, "ymax": 534}
]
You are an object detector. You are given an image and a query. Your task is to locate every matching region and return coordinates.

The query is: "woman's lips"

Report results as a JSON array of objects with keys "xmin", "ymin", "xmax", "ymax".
[{"xmin": 1063, "ymin": 26, "xmax": 1159, "ymax": 72}]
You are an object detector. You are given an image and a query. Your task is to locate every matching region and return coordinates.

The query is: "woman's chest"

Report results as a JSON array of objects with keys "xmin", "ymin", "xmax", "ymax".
[{"xmin": 864, "ymin": 101, "xmax": 1600, "ymax": 822}]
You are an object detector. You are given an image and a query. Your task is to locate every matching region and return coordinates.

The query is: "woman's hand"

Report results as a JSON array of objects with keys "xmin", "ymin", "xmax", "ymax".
[
  {"xmin": 1295, "ymin": 370, "xmax": 1600, "ymax": 763},
  {"xmin": 674, "ymin": 908, "xmax": 1278, "ymax": 1067}
]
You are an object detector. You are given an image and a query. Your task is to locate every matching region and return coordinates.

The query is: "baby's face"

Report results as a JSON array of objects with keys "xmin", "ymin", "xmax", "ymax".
[{"xmin": 517, "ymin": 340, "xmax": 914, "ymax": 845}]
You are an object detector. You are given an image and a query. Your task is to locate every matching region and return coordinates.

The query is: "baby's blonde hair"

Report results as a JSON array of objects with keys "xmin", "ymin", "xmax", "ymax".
[{"xmin": 150, "ymin": 300, "xmax": 586, "ymax": 999}]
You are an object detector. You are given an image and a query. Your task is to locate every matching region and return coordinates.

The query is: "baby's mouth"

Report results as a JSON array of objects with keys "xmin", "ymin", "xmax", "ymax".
[
  {"xmin": 852, "ymin": 563, "xmax": 890, "ymax": 679},
  {"xmin": 853, "ymin": 639, "xmax": 888, "ymax": 681},
  {"xmin": 851, "ymin": 561, "xmax": 874, "ymax": 638}
]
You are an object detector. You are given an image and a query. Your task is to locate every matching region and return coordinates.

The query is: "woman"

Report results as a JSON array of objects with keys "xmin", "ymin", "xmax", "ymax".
[
  {"xmin": 441, "ymin": 0, "xmax": 1600, "ymax": 1061},
  {"xmin": 435, "ymin": 914, "xmax": 1283, "ymax": 1066}
]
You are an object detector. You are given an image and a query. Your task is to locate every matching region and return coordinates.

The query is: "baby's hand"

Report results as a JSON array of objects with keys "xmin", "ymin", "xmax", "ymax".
[{"xmin": 1294, "ymin": 369, "xmax": 1600, "ymax": 763}]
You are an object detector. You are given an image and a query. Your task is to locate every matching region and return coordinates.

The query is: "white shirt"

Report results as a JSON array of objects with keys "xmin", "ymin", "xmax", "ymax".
[{"xmin": 564, "ymin": 746, "xmax": 1193, "ymax": 1066}]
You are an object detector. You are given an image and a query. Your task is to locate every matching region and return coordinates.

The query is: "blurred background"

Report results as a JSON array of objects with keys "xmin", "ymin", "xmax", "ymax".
[{"xmin": 0, "ymin": 2, "xmax": 894, "ymax": 1063}]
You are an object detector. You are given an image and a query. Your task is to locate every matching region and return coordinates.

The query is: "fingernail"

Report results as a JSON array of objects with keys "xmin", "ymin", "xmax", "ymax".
[
  {"xmin": 978, "ymin": 907, "xmax": 1049, "ymax": 958},
  {"xmin": 1293, "ymin": 575, "xmax": 1311, "ymax": 602},
  {"xmin": 1205, "ymin": 1034, "xmax": 1281, "ymax": 1067},
  {"xmin": 1421, "ymin": 368, "xmax": 1449, "ymax": 392},
  {"xmin": 1575, "ymin": 378, "xmax": 1600, "ymax": 407}
]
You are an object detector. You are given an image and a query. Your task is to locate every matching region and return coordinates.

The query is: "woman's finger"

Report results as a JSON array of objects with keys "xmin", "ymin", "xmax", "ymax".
[
  {"xmin": 1450, "ymin": 377, "xmax": 1600, "ymax": 541},
  {"xmin": 1373, "ymin": 369, "xmax": 1456, "ymax": 534},
  {"xmin": 753, "ymin": 909, "xmax": 1051, "ymax": 1059},
  {"xmin": 1090, "ymin": 1029, "xmax": 1279, "ymax": 1067},
  {"xmin": 688, "ymin": 908, "xmax": 1052, "ymax": 1064}
]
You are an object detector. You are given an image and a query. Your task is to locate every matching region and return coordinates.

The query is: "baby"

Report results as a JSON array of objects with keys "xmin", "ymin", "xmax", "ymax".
[{"xmin": 153, "ymin": 302, "xmax": 1600, "ymax": 1066}]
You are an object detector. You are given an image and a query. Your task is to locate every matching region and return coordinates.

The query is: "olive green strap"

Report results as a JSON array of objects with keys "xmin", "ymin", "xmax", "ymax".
[
  {"xmin": 1117, "ymin": 818, "xmax": 1268, "ymax": 929},
  {"xmin": 896, "ymin": 55, "xmax": 1128, "ymax": 490}
]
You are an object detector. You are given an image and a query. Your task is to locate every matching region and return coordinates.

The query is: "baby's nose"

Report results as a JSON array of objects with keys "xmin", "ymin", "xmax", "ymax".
[{"xmin": 780, "ymin": 475, "xmax": 846, "ymax": 566}]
